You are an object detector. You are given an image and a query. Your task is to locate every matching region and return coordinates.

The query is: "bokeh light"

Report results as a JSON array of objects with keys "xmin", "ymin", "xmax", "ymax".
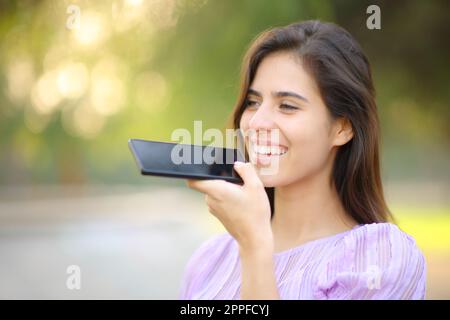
[
  {"xmin": 30, "ymin": 70, "xmax": 62, "ymax": 115},
  {"xmin": 5, "ymin": 57, "xmax": 35, "ymax": 106},
  {"xmin": 72, "ymin": 10, "xmax": 109, "ymax": 47},
  {"xmin": 90, "ymin": 57, "xmax": 126, "ymax": 116},
  {"xmin": 62, "ymin": 100, "xmax": 106, "ymax": 139},
  {"xmin": 134, "ymin": 71, "xmax": 170, "ymax": 113},
  {"xmin": 56, "ymin": 61, "xmax": 89, "ymax": 99}
]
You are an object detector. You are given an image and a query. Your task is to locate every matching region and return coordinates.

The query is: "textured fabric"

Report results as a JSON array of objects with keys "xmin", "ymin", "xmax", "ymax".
[{"xmin": 178, "ymin": 222, "xmax": 426, "ymax": 300}]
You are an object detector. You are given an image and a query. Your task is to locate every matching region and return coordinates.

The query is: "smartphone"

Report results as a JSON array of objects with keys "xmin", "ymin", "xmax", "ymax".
[{"xmin": 128, "ymin": 139, "xmax": 245, "ymax": 184}]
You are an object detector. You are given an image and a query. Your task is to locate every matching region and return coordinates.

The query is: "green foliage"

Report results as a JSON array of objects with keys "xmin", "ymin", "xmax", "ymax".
[{"xmin": 0, "ymin": 0, "xmax": 448, "ymax": 185}]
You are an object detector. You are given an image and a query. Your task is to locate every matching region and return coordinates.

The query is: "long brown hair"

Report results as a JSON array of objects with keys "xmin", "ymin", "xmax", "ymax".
[{"xmin": 229, "ymin": 20, "xmax": 393, "ymax": 224}]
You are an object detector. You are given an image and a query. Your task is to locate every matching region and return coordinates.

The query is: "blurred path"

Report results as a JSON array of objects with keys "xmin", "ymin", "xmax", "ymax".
[{"xmin": 0, "ymin": 185, "xmax": 222, "ymax": 299}]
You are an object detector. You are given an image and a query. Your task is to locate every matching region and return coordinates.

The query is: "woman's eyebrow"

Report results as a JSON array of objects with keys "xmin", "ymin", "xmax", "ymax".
[
  {"xmin": 247, "ymin": 88, "xmax": 309, "ymax": 102},
  {"xmin": 274, "ymin": 91, "xmax": 309, "ymax": 102}
]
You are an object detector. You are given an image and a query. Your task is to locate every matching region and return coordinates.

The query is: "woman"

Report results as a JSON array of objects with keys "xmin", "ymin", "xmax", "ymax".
[{"xmin": 179, "ymin": 20, "xmax": 426, "ymax": 300}]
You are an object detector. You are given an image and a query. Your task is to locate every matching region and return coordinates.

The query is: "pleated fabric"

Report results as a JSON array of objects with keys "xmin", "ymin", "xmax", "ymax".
[{"xmin": 178, "ymin": 223, "xmax": 426, "ymax": 300}]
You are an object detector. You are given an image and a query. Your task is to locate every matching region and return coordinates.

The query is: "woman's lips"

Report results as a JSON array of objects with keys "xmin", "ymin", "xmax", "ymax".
[
  {"xmin": 252, "ymin": 144, "xmax": 288, "ymax": 155},
  {"xmin": 249, "ymin": 136, "xmax": 288, "ymax": 149},
  {"xmin": 248, "ymin": 142, "xmax": 288, "ymax": 166}
]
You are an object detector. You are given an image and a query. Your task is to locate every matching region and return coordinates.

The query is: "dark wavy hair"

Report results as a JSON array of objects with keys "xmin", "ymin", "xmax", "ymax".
[{"xmin": 229, "ymin": 20, "xmax": 393, "ymax": 224}]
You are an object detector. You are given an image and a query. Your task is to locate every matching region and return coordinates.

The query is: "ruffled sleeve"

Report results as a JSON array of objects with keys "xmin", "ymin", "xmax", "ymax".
[
  {"xmin": 313, "ymin": 223, "xmax": 426, "ymax": 300},
  {"xmin": 178, "ymin": 233, "xmax": 230, "ymax": 299}
]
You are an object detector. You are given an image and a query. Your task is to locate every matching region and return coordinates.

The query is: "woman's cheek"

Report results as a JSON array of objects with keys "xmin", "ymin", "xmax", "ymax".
[
  {"xmin": 239, "ymin": 111, "xmax": 252, "ymax": 130},
  {"xmin": 285, "ymin": 128, "xmax": 328, "ymax": 175}
]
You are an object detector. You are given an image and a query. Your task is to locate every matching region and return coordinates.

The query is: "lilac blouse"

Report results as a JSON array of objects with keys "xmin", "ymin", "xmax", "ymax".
[{"xmin": 178, "ymin": 223, "xmax": 426, "ymax": 299}]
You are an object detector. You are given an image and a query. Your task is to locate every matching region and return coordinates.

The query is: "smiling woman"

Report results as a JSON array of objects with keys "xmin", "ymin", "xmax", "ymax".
[{"xmin": 180, "ymin": 20, "xmax": 426, "ymax": 300}]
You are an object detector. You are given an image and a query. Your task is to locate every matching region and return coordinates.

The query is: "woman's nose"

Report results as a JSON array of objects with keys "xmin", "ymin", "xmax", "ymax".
[{"xmin": 248, "ymin": 105, "xmax": 276, "ymax": 130}]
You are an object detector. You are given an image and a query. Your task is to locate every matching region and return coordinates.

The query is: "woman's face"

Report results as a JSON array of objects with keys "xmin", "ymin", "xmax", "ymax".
[{"xmin": 239, "ymin": 51, "xmax": 351, "ymax": 187}]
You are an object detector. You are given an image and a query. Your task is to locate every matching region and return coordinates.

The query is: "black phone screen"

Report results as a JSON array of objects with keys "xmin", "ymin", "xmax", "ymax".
[{"xmin": 129, "ymin": 139, "xmax": 244, "ymax": 183}]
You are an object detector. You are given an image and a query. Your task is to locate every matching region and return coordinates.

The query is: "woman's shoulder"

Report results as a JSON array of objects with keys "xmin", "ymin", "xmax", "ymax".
[
  {"xmin": 346, "ymin": 221, "xmax": 414, "ymax": 239},
  {"xmin": 338, "ymin": 222, "xmax": 425, "ymax": 271},
  {"xmin": 314, "ymin": 222, "xmax": 427, "ymax": 299},
  {"xmin": 343, "ymin": 222, "xmax": 421, "ymax": 252}
]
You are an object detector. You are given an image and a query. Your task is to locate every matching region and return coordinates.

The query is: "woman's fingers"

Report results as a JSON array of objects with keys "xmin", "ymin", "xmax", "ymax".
[
  {"xmin": 186, "ymin": 179, "xmax": 231, "ymax": 198},
  {"xmin": 186, "ymin": 179, "xmax": 215, "ymax": 194},
  {"xmin": 233, "ymin": 161, "xmax": 263, "ymax": 189}
]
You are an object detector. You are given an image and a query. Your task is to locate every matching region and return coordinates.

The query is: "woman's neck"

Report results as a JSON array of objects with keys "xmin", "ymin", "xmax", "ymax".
[{"xmin": 271, "ymin": 167, "xmax": 358, "ymax": 253}]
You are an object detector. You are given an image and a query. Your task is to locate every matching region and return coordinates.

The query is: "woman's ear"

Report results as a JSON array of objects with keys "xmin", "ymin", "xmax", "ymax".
[{"xmin": 332, "ymin": 117, "xmax": 354, "ymax": 147}]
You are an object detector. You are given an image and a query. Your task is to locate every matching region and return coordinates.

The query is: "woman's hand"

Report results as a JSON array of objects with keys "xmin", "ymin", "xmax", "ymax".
[
  {"xmin": 186, "ymin": 161, "xmax": 273, "ymax": 251},
  {"xmin": 187, "ymin": 161, "xmax": 279, "ymax": 299}
]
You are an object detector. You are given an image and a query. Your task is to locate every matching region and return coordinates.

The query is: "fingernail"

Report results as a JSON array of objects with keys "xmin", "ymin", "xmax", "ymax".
[{"xmin": 234, "ymin": 161, "xmax": 244, "ymax": 167}]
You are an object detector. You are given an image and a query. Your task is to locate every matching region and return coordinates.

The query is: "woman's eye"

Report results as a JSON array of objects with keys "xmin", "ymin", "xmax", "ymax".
[
  {"xmin": 280, "ymin": 104, "xmax": 299, "ymax": 111},
  {"xmin": 245, "ymin": 99, "xmax": 259, "ymax": 108},
  {"xmin": 244, "ymin": 100, "xmax": 298, "ymax": 111}
]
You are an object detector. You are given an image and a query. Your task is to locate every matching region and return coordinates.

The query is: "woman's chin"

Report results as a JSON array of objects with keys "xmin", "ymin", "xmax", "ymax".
[{"xmin": 256, "ymin": 171, "xmax": 282, "ymax": 188}]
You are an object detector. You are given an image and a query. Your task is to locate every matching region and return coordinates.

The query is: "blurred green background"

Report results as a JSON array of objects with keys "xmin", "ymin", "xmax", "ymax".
[{"xmin": 0, "ymin": 0, "xmax": 449, "ymax": 299}]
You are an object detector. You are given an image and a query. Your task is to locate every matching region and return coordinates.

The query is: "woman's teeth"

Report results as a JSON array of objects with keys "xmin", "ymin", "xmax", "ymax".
[{"xmin": 253, "ymin": 144, "xmax": 288, "ymax": 156}]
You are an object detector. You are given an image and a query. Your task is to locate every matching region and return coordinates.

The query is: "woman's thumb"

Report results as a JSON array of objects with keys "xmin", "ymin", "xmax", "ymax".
[{"xmin": 233, "ymin": 161, "xmax": 262, "ymax": 187}]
